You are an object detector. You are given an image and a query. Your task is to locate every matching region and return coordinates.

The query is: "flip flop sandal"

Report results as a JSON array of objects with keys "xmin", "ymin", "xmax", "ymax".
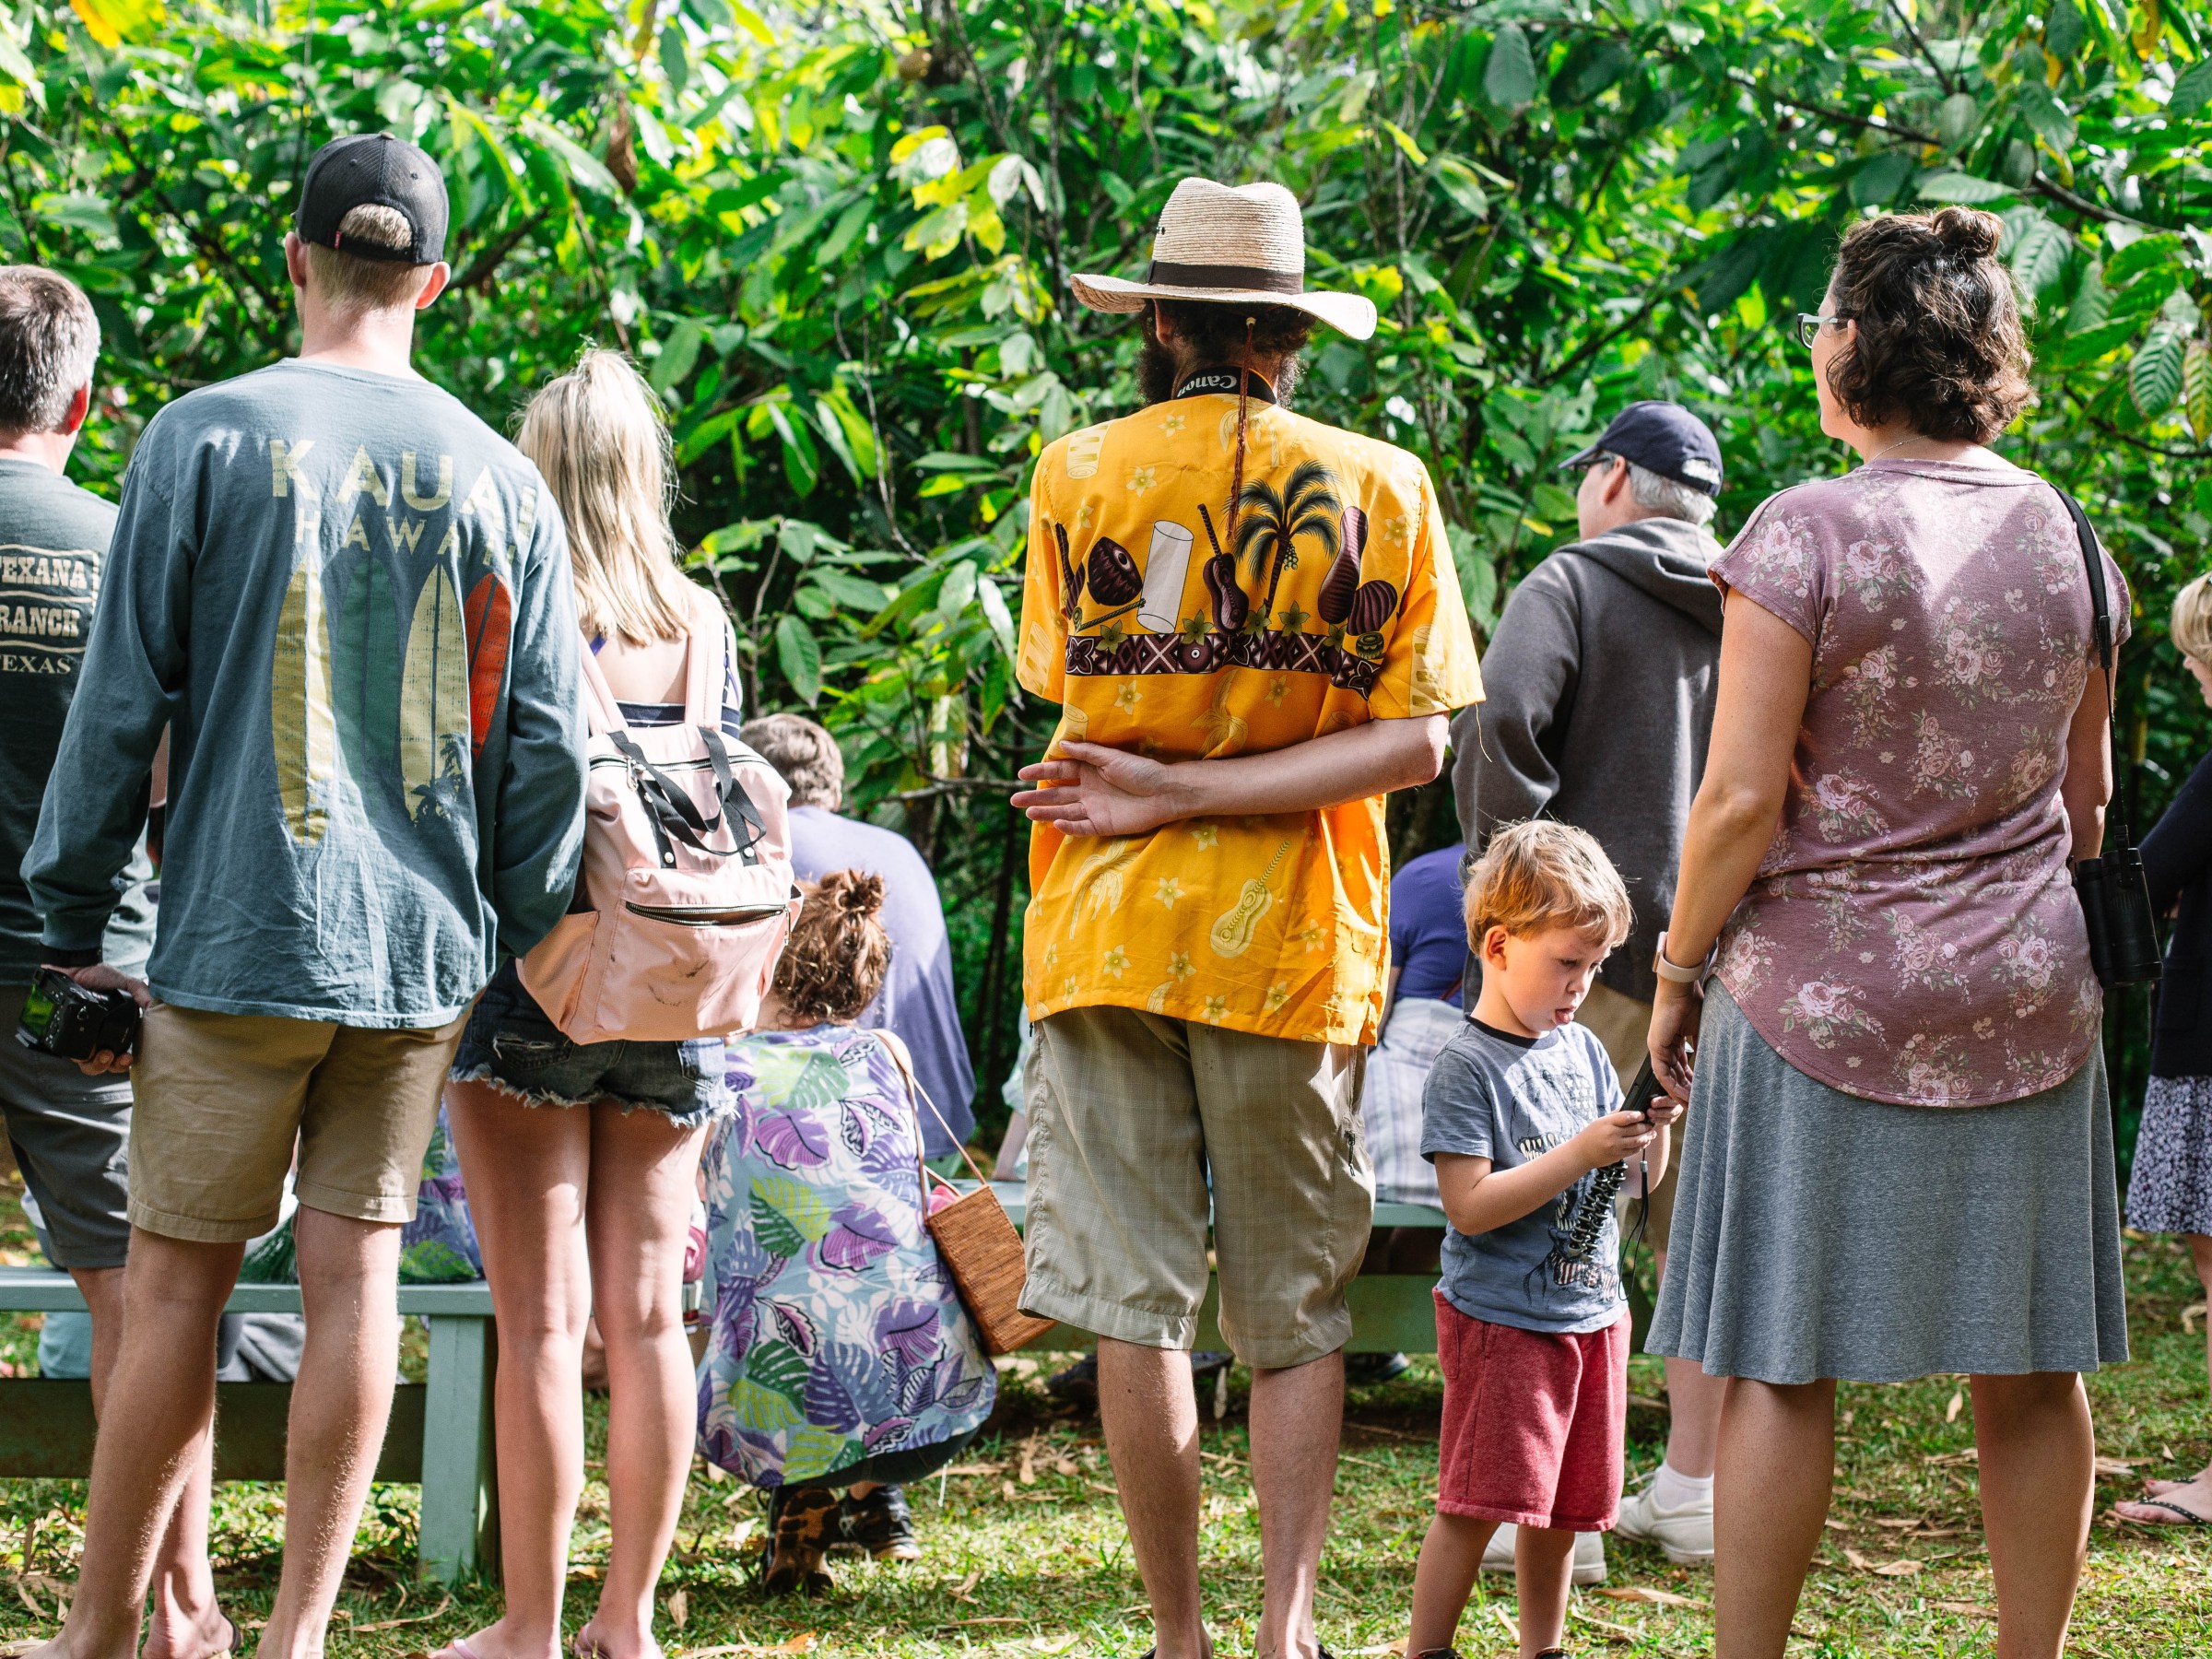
[
  {"xmin": 2120, "ymin": 1495, "xmax": 2212, "ymax": 1525},
  {"xmin": 206, "ymin": 1615, "xmax": 241, "ymax": 1659}
]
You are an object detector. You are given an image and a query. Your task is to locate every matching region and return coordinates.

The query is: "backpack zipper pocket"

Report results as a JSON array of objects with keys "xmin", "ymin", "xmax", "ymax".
[{"xmin": 624, "ymin": 900, "xmax": 789, "ymax": 928}]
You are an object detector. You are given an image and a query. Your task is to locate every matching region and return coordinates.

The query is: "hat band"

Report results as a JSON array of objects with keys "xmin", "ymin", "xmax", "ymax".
[{"xmin": 1146, "ymin": 259, "xmax": 1302, "ymax": 295}]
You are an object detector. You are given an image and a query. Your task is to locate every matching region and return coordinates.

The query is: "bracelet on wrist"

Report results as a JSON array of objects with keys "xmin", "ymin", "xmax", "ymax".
[{"xmin": 1653, "ymin": 932, "xmax": 1712, "ymax": 986}]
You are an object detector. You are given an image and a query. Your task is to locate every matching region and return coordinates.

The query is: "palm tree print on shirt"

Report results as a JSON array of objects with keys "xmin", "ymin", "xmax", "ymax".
[{"xmin": 1233, "ymin": 460, "xmax": 1341, "ymax": 633}]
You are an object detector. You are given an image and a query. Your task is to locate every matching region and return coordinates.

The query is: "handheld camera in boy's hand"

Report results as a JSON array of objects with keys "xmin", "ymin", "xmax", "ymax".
[
  {"xmin": 15, "ymin": 967, "xmax": 141, "ymax": 1063},
  {"xmin": 1621, "ymin": 1055, "xmax": 1683, "ymax": 1126}
]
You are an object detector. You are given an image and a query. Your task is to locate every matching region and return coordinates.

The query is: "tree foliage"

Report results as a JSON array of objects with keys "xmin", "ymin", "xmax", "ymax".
[{"xmin": 7, "ymin": 0, "xmax": 2209, "ymax": 1124}]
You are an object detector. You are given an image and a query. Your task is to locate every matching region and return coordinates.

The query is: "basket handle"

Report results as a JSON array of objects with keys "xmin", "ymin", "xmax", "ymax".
[{"xmin": 869, "ymin": 1029, "xmax": 993, "ymax": 1195}]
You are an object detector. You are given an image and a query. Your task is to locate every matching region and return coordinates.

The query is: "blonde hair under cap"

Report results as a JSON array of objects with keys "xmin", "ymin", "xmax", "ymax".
[
  {"xmin": 515, "ymin": 348, "xmax": 694, "ymax": 644},
  {"xmin": 2173, "ymin": 573, "xmax": 2212, "ymax": 667}
]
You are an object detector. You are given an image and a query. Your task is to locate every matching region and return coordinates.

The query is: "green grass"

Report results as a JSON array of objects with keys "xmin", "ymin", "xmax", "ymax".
[{"xmin": 4, "ymin": 1171, "xmax": 2211, "ymax": 1656}]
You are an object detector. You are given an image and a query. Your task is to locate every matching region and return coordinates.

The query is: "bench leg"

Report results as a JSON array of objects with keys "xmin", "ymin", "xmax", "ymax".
[{"xmin": 419, "ymin": 1313, "xmax": 500, "ymax": 1584}]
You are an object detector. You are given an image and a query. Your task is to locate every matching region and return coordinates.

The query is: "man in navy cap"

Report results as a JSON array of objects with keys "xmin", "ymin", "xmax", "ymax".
[
  {"xmin": 1451, "ymin": 400, "xmax": 1728, "ymax": 1576},
  {"xmin": 23, "ymin": 134, "xmax": 583, "ymax": 1659}
]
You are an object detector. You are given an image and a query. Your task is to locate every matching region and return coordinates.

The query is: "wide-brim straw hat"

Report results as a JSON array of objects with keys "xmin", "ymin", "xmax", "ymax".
[{"xmin": 1070, "ymin": 178, "xmax": 1378, "ymax": 342}]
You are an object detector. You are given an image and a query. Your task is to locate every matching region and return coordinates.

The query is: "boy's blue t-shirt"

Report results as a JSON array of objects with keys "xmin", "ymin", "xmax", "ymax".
[{"xmin": 1420, "ymin": 1015, "xmax": 1627, "ymax": 1335}]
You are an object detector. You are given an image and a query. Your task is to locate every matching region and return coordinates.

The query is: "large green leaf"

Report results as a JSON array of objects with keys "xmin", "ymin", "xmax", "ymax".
[
  {"xmin": 2129, "ymin": 327, "xmax": 2185, "ymax": 418},
  {"xmin": 1483, "ymin": 25, "xmax": 1537, "ymax": 110},
  {"xmin": 2184, "ymin": 340, "xmax": 2212, "ymax": 442},
  {"xmin": 775, "ymin": 613, "xmax": 822, "ymax": 705}
]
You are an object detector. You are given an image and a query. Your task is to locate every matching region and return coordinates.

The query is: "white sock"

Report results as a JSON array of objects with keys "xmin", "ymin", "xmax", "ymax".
[{"xmin": 1653, "ymin": 1460, "xmax": 1714, "ymax": 1511}]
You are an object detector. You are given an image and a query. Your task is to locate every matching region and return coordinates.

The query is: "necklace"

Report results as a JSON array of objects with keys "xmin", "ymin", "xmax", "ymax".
[{"xmin": 1869, "ymin": 433, "xmax": 1929, "ymax": 460}]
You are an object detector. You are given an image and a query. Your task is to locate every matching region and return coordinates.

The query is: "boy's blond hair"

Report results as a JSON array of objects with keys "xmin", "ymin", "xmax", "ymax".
[
  {"xmin": 301, "ymin": 204, "xmax": 436, "ymax": 317},
  {"xmin": 1464, "ymin": 820, "xmax": 1632, "ymax": 948},
  {"xmin": 2173, "ymin": 573, "xmax": 2212, "ymax": 667}
]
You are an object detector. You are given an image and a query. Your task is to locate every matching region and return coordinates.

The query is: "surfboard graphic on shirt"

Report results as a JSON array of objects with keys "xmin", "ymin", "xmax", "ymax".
[
  {"xmin": 270, "ymin": 552, "xmax": 336, "ymax": 842},
  {"xmin": 333, "ymin": 551, "xmax": 402, "ymax": 806},
  {"xmin": 400, "ymin": 567, "xmax": 471, "ymax": 821},
  {"xmin": 463, "ymin": 569, "xmax": 511, "ymax": 758}
]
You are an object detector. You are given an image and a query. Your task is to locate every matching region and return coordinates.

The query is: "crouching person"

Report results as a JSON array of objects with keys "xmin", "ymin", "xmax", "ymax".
[
  {"xmin": 1406, "ymin": 824, "xmax": 1677, "ymax": 1659},
  {"xmin": 698, "ymin": 872, "xmax": 996, "ymax": 1594}
]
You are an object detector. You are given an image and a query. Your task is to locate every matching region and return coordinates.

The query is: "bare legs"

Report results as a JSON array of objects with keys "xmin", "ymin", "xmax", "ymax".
[
  {"xmin": 1712, "ymin": 1372, "xmax": 2091, "ymax": 1659},
  {"xmin": 446, "ymin": 1081, "xmax": 704, "ymax": 1659},
  {"xmin": 2120, "ymin": 1233, "xmax": 2212, "ymax": 1517},
  {"xmin": 32, "ymin": 1216, "xmax": 401, "ymax": 1659},
  {"xmin": 261, "ymin": 1210, "xmax": 409, "ymax": 1659},
  {"xmin": 70, "ymin": 1265, "xmax": 221, "ymax": 1659},
  {"xmin": 1095, "ymin": 1340, "xmax": 1343, "ymax": 1659},
  {"xmin": 1711, "ymin": 1378, "xmax": 1836, "ymax": 1659},
  {"xmin": 1652, "ymin": 1248, "xmax": 1725, "ymax": 1480},
  {"xmin": 1972, "ymin": 1373, "xmax": 2094, "ymax": 1659},
  {"xmin": 1409, "ymin": 1512, "xmax": 1574, "ymax": 1658}
]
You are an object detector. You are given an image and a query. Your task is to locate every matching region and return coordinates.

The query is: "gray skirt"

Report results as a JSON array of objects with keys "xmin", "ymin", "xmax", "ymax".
[{"xmin": 1647, "ymin": 984, "xmax": 2128, "ymax": 1384}]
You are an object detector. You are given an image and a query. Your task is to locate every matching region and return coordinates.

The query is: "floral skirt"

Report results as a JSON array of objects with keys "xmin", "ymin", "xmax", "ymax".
[{"xmin": 2125, "ymin": 1075, "xmax": 2212, "ymax": 1238}]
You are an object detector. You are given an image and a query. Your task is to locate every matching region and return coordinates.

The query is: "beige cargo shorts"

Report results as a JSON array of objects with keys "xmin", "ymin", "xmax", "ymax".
[{"xmin": 1018, "ymin": 1004, "xmax": 1373, "ymax": 1371}]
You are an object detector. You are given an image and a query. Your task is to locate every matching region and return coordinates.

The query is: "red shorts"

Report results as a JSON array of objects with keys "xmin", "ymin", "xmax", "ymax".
[{"xmin": 1434, "ymin": 1291, "xmax": 1628, "ymax": 1531}]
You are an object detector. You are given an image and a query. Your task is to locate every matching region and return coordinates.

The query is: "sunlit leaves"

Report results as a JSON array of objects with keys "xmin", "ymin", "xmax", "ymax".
[
  {"xmin": 773, "ymin": 613, "xmax": 821, "ymax": 705},
  {"xmin": 2185, "ymin": 340, "xmax": 2212, "ymax": 442}
]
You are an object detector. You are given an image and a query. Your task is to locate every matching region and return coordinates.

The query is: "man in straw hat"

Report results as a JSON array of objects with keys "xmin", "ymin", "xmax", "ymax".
[{"xmin": 1010, "ymin": 177, "xmax": 1485, "ymax": 1658}]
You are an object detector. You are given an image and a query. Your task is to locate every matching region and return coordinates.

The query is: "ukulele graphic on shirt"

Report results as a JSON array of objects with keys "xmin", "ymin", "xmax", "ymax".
[{"xmin": 1209, "ymin": 838, "xmax": 1291, "ymax": 959}]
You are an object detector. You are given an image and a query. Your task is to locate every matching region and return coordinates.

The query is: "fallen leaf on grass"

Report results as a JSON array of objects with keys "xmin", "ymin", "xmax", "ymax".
[
  {"xmin": 1596, "ymin": 1586, "xmax": 1706, "ymax": 1608},
  {"xmin": 2183, "ymin": 1301, "xmax": 2207, "ymax": 1335},
  {"xmin": 1488, "ymin": 1604, "xmax": 1520, "ymax": 1643},
  {"xmin": 1936, "ymin": 1600, "xmax": 1996, "ymax": 1620},
  {"xmin": 678, "ymin": 1638, "xmax": 815, "ymax": 1657},
  {"xmin": 667, "ymin": 1589, "xmax": 688, "ymax": 1631},
  {"xmin": 1924, "ymin": 1450, "xmax": 1978, "ymax": 1466},
  {"xmin": 1085, "ymin": 1479, "xmax": 1121, "ymax": 1498},
  {"xmin": 1627, "ymin": 1393, "xmax": 1668, "ymax": 1412},
  {"xmin": 1843, "ymin": 1547, "xmax": 1923, "ymax": 1577},
  {"xmin": 1570, "ymin": 1609, "xmax": 1646, "ymax": 1640},
  {"xmin": 2094, "ymin": 1456, "xmax": 2136, "ymax": 1477},
  {"xmin": 952, "ymin": 1566, "xmax": 983, "ymax": 1602},
  {"xmin": 939, "ymin": 1464, "xmax": 1003, "ymax": 1477},
  {"xmin": 348, "ymin": 1596, "xmax": 452, "ymax": 1632},
  {"xmin": 1945, "ymin": 1389, "xmax": 1964, "ymax": 1423},
  {"xmin": 1335, "ymin": 1642, "xmax": 1408, "ymax": 1657}
]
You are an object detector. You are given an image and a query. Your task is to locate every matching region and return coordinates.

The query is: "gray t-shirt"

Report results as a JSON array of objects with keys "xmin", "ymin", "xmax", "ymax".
[
  {"xmin": 1421, "ymin": 1016, "xmax": 1627, "ymax": 1334},
  {"xmin": 0, "ymin": 458, "xmax": 153, "ymax": 982},
  {"xmin": 26, "ymin": 360, "xmax": 588, "ymax": 1025}
]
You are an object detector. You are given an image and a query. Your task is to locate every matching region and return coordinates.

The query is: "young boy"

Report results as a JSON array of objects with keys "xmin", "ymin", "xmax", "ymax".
[{"xmin": 1406, "ymin": 820, "xmax": 1680, "ymax": 1659}]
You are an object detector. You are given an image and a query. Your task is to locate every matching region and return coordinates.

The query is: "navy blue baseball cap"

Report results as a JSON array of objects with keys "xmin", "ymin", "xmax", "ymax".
[
  {"xmin": 296, "ymin": 134, "xmax": 449, "ymax": 265},
  {"xmin": 1559, "ymin": 401, "xmax": 1724, "ymax": 498}
]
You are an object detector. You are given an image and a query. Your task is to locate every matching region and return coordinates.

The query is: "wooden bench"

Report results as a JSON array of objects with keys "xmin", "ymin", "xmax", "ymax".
[
  {"xmin": 982, "ymin": 1181, "xmax": 1452, "ymax": 1354},
  {"xmin": 0, "ymin": 1267, "xmax": 497, "ymax": 1583},
  {"xmin": 0, "ymin": 1191, "xmax": 1451, "ymax": 1587}
]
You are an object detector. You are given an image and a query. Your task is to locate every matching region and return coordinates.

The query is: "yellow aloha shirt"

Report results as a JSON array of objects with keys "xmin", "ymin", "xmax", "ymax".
[{"xmin": 1017, "ymin": 394, "xmax": 1485, "ymax": 1045}]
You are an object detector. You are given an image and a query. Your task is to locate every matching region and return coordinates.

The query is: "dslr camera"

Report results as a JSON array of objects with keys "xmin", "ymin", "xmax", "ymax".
[{"xmin": 15, "ymin": 967, "xmax": 142, "ymax": 1063}]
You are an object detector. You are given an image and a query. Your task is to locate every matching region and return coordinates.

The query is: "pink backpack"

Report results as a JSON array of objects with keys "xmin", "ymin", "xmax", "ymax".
[{"xmin": 519, "ymin": 583, "xmax": 799, "ymax": 1044}]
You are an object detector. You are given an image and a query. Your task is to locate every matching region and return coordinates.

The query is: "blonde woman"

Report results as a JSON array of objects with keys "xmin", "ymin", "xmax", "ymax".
[
  {"xmin": 2116, "ymin": 573, "xmax": 2212, "ymax": 1527},
  {"xmin": 439, "ymin": 350, "xmax": 738, "ymax": 1659}
]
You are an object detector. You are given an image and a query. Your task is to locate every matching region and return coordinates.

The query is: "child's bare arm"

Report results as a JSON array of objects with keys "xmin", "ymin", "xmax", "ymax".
[{"xmin": 1434, "ymin": 1110, "xmax": 1656, "ymax": 1235}]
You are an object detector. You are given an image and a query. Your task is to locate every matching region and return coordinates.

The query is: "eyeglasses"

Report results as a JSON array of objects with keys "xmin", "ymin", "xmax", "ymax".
[{"xmin": 1794, "ymin": 312, "xmax": 1850, "ymax": 349}]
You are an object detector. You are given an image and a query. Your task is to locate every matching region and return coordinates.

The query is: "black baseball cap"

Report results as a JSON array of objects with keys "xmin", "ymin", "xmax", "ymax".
[
  {"xmin": 1559, "ymin": 401, "xmax": 1724, "ymax": 498},
  {"xmin": 295, "ymin": 134, "xmax": 449, "ymax": 265}
]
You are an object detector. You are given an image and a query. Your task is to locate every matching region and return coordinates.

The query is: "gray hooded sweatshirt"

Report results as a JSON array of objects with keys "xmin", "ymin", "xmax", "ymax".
[{"xmin": 1451, "ymin": 515, "xmax": 1723, "ymax": 1005}]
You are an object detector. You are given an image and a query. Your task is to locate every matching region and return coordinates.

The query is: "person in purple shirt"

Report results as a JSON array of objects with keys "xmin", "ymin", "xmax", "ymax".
[{"xmin": 739, "ymin": 714, "xmax": 977, "ymax": 1158}]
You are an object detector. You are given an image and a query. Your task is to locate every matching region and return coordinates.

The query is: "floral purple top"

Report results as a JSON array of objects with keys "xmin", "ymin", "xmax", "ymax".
[{"xmin": 1711, "ymin": 458, "xmax": 2126, "ymax": 1109}]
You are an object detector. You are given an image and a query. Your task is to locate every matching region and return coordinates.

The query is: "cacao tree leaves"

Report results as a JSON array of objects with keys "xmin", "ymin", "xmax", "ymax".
[
  {"xmin": 2131, "ymin": 326, "xmax": 2185, "ymax": 418},
  {"xmin": 2185, "ymin": 340, "xmax": 2212, "ymax": 442},
  {"xmin": 1483, "ymin": 23, "xmax": 1536, "ymax": 111}
]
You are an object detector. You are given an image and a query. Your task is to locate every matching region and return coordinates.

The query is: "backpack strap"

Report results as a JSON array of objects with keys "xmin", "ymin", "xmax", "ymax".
[
  {"xmin": 576, "ymin": 635, "xmax": 628, "ymax": 737},
  {"xmin": 677, "ymin": 581, "xmax": 735, "ymax": 731},
  {"xmin": 2051, "ymin": 485, "xmax": 2135, "ymax": 844}
]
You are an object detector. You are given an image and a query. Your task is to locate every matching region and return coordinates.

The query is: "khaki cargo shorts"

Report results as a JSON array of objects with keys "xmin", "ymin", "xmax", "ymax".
[
  {"xmin": 128, "ymin": 1002, "xmax": 466, "ymax": 1243},
  {"xmin": 1019, "ymin": 1005, "xmax": 1373, "ymax": 1371}
]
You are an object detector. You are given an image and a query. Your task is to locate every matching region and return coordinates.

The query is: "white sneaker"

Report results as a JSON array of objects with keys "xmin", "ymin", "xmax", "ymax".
[
  {"xmin": 1477, "ymin": 1523, "xmax": 1607, "ymax": 1585},
  {"xmin": 1614, "ymin": 1477, "xmax": 1715, "ymax": 1563}
]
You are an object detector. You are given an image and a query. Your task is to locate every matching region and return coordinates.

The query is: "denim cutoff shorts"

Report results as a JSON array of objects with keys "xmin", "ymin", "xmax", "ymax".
[{"xmin": 451, "ymin": 963, "xmax": 731, "ymax": 1127}]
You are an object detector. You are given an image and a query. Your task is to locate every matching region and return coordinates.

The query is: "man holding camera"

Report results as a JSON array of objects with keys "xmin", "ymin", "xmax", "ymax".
[
  {"xmin": 22, "ymin": 136, "xmax": 585, "ymax": 1659},
  {"xmin": 0, "ymin": 265, "xmax": 226, "ymax": 1657}
]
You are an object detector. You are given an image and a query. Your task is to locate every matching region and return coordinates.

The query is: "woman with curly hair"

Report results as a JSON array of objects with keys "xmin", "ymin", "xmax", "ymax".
[
  {"xmin": 1644, "ymin": 208, "xmax": 2128, "ymax": 1658},
  {"xmin": 696, "ymin": 871, "xmax": 996, "ymax": 1594}
]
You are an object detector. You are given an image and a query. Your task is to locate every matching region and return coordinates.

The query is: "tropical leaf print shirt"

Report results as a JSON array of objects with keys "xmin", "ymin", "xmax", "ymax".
[
  {"xmin": 699, "ymin": 1025, "xmax": 995, "ymax": 1487},
  {"xmin": 1017, "ymin": 391, "xmax": 1485, "ymax": 1045},
  {"xmin": 1710, "ymin": 457, "xmax": 2127, "ymax": 1108},
  {"xmin": 26, "ymin": 360, "xmax": 587, "ymax": 1026}
]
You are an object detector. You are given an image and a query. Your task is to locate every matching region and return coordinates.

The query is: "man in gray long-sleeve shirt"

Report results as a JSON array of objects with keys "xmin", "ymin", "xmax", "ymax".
[
  {"xmin": 21, "ymin": 136, "xmax": 585, "ymax": 1659},
  {"xmin": 1451, "ymin": 399, "xmax": 1725, "ymax": 1568}
]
